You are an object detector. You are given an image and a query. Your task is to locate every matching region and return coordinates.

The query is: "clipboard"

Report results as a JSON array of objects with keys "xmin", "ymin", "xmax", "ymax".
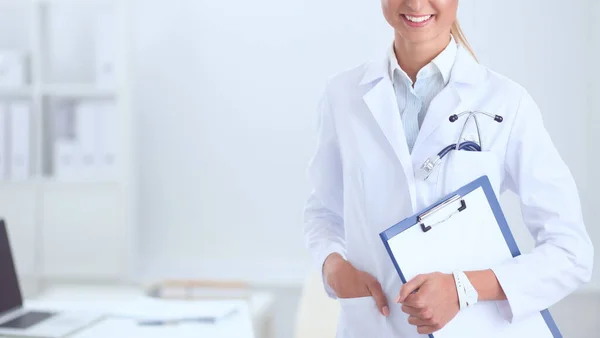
[{"xmin": 379, "ymin": 176, "xmax": 562, "ymax": 338}]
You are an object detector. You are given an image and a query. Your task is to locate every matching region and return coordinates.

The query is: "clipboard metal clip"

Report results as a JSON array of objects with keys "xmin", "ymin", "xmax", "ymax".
[{"xmin": 418, "ymin": 195, "xmax": 467, "ymax": 233}]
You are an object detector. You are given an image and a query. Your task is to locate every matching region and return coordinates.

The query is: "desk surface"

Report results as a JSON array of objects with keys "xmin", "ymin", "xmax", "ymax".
[
  {"xmin": 66, "ymin": 316, "xmax": 252, "ymax": 338},
  {"xmin": 1, "ymin": 285, "xmax": 271, "ymax": 338},
  {"xmin": 36, "ymin": 284, "xmax": 274, "ymax": 321},
  {"xmin": 60, "ymin": 306, "xmax": 254, "ymax": 338}
]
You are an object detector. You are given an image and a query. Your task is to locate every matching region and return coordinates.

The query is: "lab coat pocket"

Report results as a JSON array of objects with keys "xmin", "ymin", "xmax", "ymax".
[
  {"xmin": 439, "ymin": 151, "xmax": 503, "ymax": 197},
  {"xmin": 337, "ymin": 296, "xmax": 388, "ymax": 338}
]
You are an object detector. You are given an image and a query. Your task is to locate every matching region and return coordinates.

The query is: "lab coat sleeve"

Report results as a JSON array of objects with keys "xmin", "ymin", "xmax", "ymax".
[
  {"xmin": 303, "ymin": 85, "xmax": 346, "ymax": 299},
  {"xmin": 491, "ymin": 90, "xmax": 594, "ymax": 322}
]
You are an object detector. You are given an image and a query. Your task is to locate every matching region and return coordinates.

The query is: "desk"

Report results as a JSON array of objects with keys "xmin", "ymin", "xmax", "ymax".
[
  {"xmin": 2, "ymin": 285, "xmax": 275, "ymax": 338},
  {"xmin": 61, "ymin": 316, "xmax": 251, "ymax": 338}
]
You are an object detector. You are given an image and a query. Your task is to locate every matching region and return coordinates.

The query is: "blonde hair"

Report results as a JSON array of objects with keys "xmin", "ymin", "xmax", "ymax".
[{"xmin": 451, "ymin": 21, "xmax": 478, "ymax": 62}]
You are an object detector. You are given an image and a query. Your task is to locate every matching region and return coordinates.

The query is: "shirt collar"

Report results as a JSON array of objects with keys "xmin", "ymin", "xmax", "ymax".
[{"xmin": 388, "ymin": 36, "xmax": 458, "ymax": 86}]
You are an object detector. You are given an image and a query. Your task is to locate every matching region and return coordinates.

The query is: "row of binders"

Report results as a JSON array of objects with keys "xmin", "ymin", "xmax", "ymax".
[
  {"xmin": 0, "ymin": 102, "xmax": 29, "ymax": 181},
  {"xmin": 52, "ymin": 100, "xmax": 118, "ymax": 181},
  {"xmin": 0, "ymin": 100, "xmax": 118, "ymax": 181}
]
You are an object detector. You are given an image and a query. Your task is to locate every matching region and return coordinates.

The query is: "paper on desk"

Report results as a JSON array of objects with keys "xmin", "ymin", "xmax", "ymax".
[
  {"xmin": 109, "ymin": 298, "xmax": 244, "ymax": 321},
  {"xmin": 70, "ymin": 303, "xmax": 255, "ymax": 338}
]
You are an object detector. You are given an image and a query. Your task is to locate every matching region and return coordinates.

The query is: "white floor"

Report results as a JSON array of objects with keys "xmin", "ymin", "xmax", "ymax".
[{"xmin": 264, "ymin": 287, "xmax": 600, "ymax": 338}]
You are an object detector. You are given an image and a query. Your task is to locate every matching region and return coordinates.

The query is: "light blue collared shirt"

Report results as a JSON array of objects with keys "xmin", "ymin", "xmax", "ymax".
[{"xmin": 389, "ymin": 37, "xmax": 458, "ymax": 153}]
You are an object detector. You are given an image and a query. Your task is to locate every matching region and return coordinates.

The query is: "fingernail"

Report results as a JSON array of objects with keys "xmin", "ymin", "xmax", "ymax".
[
  {"xmin": 382, "ymin": 306, "xmax": 390, "ymax": 316},
  {"xmin": 394, "ymin": 295, "xmax": 401, "ymax": 303}
]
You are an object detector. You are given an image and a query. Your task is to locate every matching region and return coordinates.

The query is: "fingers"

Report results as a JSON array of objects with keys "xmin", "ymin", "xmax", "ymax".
[
  {"xmin": 402, "ymin": 305, "xmax": 421, "ymax": 317},
  {"xmin": 407, "ymin": 315, "xmax": 430, "ymax": 326},
  {"xmin": 405, "ymin": 305, "xmax": 442, "ymax": 334},
  {"xmin": 366, "ymin": 276, "xmax": 390, "ymax": 317},
  {"xmin": 396, "ymin": 274, "xmax": 428, "ymax": 303},
  {"xmin": 402, "ymin": 293, "xmax": 425, "ymax": 309},
  {"xmin": 417, "ymin": 326, "xmax": 438, "ymax": 335},
  {"xmin": 328, "ymin": 261, "xmax": 372, "ymax": 299},
  {"xmin": 401, "ymin": 304, "xmax": 432, "ymax": 319}
]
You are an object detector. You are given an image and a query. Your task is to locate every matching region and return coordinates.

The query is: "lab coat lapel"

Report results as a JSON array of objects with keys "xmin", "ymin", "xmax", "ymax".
[
  {"xmin": 412, "ymin": 84, "xmax": 463, "ymax": 154},
  {"xmin": 412, "ymin": 47, "xmax": 486, "ymax": 155},
  {"xmin": 361, "ymin": 58, "xmax": 416, "ymax": 210}
]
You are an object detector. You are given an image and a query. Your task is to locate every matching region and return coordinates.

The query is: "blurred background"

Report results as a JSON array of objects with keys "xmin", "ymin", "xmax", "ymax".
[{"xmin": 0, "ymin": 0, "xmax": 597, "ymax": 337}]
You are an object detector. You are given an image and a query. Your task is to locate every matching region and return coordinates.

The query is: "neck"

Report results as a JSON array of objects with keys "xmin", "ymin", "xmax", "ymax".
[{"xmin": 393, "ymin": 33, "xmax": 451, "ymax": 83}]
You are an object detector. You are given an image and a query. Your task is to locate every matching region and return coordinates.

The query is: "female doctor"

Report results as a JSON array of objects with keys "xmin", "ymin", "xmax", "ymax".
[{"xmin": 303, "ymin": 0, "xmax": 594, "ymax": 337}]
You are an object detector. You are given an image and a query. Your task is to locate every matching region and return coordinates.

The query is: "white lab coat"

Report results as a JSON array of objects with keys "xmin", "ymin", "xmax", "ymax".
[{"xmin": 304, "ymin": 46, "xmax": 594, "ymax": 338}]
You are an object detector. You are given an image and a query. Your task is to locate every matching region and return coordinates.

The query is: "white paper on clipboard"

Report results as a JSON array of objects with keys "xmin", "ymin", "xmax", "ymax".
[{"xmin": 381, "ymin": 177, "xmax": 558, "ymax": 338}]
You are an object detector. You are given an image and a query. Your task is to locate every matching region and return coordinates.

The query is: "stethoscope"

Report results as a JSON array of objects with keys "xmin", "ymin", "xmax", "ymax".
[{"xmin": 420, "ymin": 111, "xmax": 504, "ymax": 180}]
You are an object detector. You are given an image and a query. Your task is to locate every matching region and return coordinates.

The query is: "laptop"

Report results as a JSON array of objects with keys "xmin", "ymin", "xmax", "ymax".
[{"xmin": 0, "ymin": 220, "xmax": 103, "ymax": 337}]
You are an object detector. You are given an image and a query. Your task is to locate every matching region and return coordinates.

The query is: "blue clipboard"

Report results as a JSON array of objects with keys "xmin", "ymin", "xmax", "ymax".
[{"xmin": 379, "ymin": 175, "xmax": 562, "ymax": 338}]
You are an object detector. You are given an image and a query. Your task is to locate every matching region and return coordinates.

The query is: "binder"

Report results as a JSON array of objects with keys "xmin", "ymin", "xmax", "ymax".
[
  {"xmin": 54, "ymin": 140, "xmax": 79, "ymax": 181},
  {"xmin": 379, "ymin": 176, "xmax": 561, "ymax": 338},
  {"xmin": 0, "ymin": 51, "xmax": 29, "ymax": 87},
  {"xmin": 95, "ymin": 101, "xmax": 118, "ymax": 180},
  {"xmin": 94, "ymin": 11, "xmax": 117, "ymax": 88},
  {"xmin": 51, "ymin": 100, "xmax": 78, "ymax": 181},
  {"xmin": 75, "ymin": 101, "xmax": 98, "ymax": 180},
  {"xmin": 51, "ymin": 99, "xmax": 76, "ymax": 140},
  {"xmin": 8, "ymin": 101, "xmax": 30, "ymax": 181}
]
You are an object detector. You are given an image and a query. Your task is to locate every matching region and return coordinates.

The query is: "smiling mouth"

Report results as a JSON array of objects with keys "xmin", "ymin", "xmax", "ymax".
[{"xmin": 401, "ymin": 14, "xmax": 435, "ymax": 27}]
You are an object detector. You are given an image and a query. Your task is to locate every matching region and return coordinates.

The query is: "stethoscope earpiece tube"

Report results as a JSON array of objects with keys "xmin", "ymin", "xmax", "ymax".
[
  {"xmin": 421, "ymin": 111, "xmax": 504, "ymax": 180},
  {"xmin": 438, "ymin": 141, "xmax": 482, "ymax": 158},
  {"xmin": 450, "ymin": 111, "xmax": 504, "ymax": 124}
]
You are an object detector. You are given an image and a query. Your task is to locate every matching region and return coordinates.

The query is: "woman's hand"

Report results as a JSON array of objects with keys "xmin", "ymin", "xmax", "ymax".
[
  {"xmin": 395, "ymin": 272, "xmax": 459, "ymax": 335},
  {"xmin": 323, "ymin": 253, "xmax": 390, "ymax": 316}
]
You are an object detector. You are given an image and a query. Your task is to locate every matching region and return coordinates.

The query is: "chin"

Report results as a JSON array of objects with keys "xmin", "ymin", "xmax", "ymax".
[{"xmin": 397, "ymin": 31, "xmax": 438, "ymax": 44}]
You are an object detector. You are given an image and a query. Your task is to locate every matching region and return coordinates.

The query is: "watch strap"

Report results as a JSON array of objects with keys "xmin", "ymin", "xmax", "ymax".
[{"xmin": 452, "ymin": 271, "xmax": 468, "ymax": 310}]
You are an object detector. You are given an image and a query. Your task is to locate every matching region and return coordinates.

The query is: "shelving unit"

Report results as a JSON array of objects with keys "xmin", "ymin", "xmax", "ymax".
[
  {"xmin": 41, "ymin": 84, "xmax": 117, "ymax": 98},
  {"xmin": 0, "ymin": 86, "xmax": 33, "ymax": 97},
  {"xmin": 0, "ymin": 0, "xmax": 136, "ymax": 296}
]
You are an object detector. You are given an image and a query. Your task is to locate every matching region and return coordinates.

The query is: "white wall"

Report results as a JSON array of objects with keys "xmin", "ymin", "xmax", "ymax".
[
  {"xmin": 465, "ymin": 0, "xmax": 596, "ymax": 290},
  {"xmin": 132, "ymin": 0, "xmax": 392, "ymax": 284},
  {"xmin": 0, "ymin": 3, "xmax": 29, "ymax": 52},
  {"xmin": 589, "ymin": 0, "xmax": 600, "ymax": 291},
  {"xmin": 134, "ymin": 0, "xmax": 599, "ymax": 289},
  {"xmin": 1, "ymin": 0, "xmax": 591, "ymax": 290}
]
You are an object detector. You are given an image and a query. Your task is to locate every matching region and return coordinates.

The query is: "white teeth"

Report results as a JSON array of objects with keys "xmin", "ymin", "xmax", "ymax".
[{"xmin": 404, "ymin": 15, "xmax": 432, "ymax": 23}]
